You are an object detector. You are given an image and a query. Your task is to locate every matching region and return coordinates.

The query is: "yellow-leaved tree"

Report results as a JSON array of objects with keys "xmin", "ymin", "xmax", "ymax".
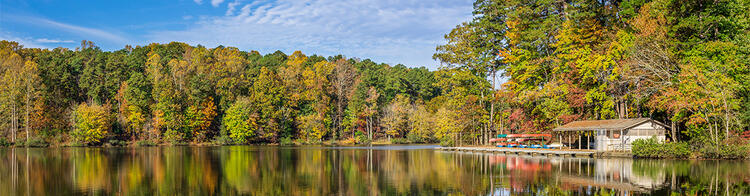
[{"xmin": 72, "ymin": 103, "xmax": 113, "ymax": 145}]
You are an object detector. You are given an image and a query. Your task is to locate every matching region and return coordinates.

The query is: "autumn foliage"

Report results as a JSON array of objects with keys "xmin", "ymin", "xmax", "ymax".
[
  {"xmin": 432, "ymin": 0, "xmax": 750, "ymax": 146},
  {"xmin": 72, "ymin": 103, "xmax": 113, "ymax": 145}
]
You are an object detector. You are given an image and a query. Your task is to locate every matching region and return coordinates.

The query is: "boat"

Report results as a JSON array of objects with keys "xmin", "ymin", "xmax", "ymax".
[{"xmin": 491, "ymin": 134, "xmax": 555, "ymax": 148}]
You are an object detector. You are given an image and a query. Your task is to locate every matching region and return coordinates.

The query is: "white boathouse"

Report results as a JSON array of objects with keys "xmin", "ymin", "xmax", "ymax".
[{"xmin": 553, "ymin": 118, "xmax": 668, "ymax": 151}]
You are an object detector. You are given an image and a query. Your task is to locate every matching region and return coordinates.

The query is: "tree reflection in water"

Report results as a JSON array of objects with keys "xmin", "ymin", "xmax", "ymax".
[{"xmin": 0, "ymin": 146, "xmax": 748, "ymax": 195}]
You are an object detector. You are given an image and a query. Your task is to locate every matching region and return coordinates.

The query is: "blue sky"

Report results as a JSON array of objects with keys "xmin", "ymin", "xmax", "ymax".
[{"xmin": 0, "ymin": 0, "xmax": 474, "ymax": 69}]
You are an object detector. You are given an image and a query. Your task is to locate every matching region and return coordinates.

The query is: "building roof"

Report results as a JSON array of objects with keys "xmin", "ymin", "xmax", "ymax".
[{"xmin": 553, "ymin": 118, "xmax": 667, "ymax": 132}]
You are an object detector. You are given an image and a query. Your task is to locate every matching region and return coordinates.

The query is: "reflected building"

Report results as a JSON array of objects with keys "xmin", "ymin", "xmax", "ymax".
[{"xmin": 486, "ymin": 154, "xmax": 670, "ymax": 194}]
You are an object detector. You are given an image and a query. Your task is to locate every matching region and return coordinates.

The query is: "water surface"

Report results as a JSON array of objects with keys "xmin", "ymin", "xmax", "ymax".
[{"xmin": 1, "ymin": 145, "xmax": 748, "ymax": 195}]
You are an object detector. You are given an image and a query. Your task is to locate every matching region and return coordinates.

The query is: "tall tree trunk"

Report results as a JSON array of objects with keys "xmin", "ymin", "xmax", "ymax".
[
  {"xmin": 489, "ymin": 71, "xmax": 496, "ymax": 144},
  {"xmin": 335, "ymin": 98, "xmax": 342, "ymax": 140},
  {"xmin": 708, "ymin": 120, "xmax": 719, "ymax": 144},
  {"xmin": 624, "ymin": 99, "xmax": 629, "ymax": 118},
  {"xmin": 714, "ymin": 121, "xmax": 720, "ymax": 144},
  {"xmin": 458, "ymin": 131, "xmax": 462, "ymax": 146},
  {"xmin": 723, "ymin": 93, "xmax": 729, "ymax": 139},
  {"xmin": 25, "ymin": 86, "xmax": 30, "ymax": 143},
  {"xmin": 12, "ymin": 103, "xmax": 17, "ymax": 143},
  {"xmin": 671, "ymin": 120, "xmax": 677, "ymax": 142},
  {"xmin": 499, "ymin": 117, "xmax": 503, "ymax": 135},
  {"xmin": 368, "ymin": 115, "xmax": 373, "ymax": 140},
  {"xmin": 711, "ymin": 119, "xmax": 716, "ymax": 144},
  {"xmin": 615, "ymin": 98, "xmax": 621, "ymax": 119},
  {"xmin": 480, "ymin": 90, "xmax": 485, "ymax": 145}
]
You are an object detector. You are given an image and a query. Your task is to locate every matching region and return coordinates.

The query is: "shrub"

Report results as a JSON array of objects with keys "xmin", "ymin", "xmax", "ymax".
[
  {"xmin": 14, "ymin": 138, "xmax": 50, "ymax": 147},
  {"xmin": 632, "ymin": 137, "xmax": 659, "ymax": 157},
  {"xmin": 279, "ymin": 137, "xmax": 294, "ymax": 146},
  {"xmin": 699, "ymin": 144, "xmax": 750, "ymax": 159},
  {"xmin": 406, "ymin": 133, "xmax": 424, "ymax": 143},
  {"xmin": 65, "ymin": 141, "xmax": 87, "ymax": 147},
  {"xmin": 664, "ymin": 142, "xmax": 691, "ymax": 158},
  {"xmin": 13, "ymin": 139, "xmax": 25, "ymax": 147},
  {"xmin": 299, "ymin": 138, "xmax": 322, "ymax": 145},
  {"xmin": 698, "ymin": 145, "xmax": 720, "ymax": 159},
  {"xmin": 72, "ymin": 103, "xmax": 114, "ymax": 145},
  {"xmin": 439, "ymin": 137, "xmax": 455, "ymax": 147},
  {"xmin": 24, "ymin": 138, "xmax": 50, "ymax": 147},
  {"xmin": 136, "ymin": 140, "xmax": 157, "ymax": 146},
  {"xmin": 341, "ymin": 137, "xmax": 356, "ymax": 145},
  {"xmin": 108, "ymin": 139, "xmax": 127, "ymax": 147},
  {"xmin": 51, "ymin": 133, "xmax": 68, "ymax": 146},
  {"xmin": 405, "ymin": 132, "xmax": 439, "ymax": 144},
  {"xmin": 355, "ymin": 131, "xmax": 371, "ymax": 145},
  {"xmin": 391, "ymin": 138, "xmax": 409, "ymax": 144},
  {"xmin": 357, "ymin": 138, "xmax": 371, "ymax": 145},
  {"xmin": 632, "ymin": 137, "xmax": 690, "ymax": 158},
  {"xmin": 211, "ymin": 135, "xmax": 233, "ymax": 146},
  {"xmin": 163, "ymin": 128, "xmax": 187, "ymax": 144},
  {"xmin": 0, "ymin": 138, "xmax": 10, "ymax": 147}
]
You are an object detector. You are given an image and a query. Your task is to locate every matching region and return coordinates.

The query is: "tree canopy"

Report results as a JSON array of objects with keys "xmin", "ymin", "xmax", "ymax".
[
  {"xmin": 433, "ymin": 0, "xmax": 750, "ymax": 145},
  {"xmin": 0, "ymin": 40, "xmax": 441, "ymax": 145}
]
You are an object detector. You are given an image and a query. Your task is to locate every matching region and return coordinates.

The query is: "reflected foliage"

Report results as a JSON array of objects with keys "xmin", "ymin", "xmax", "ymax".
[{"xmin": 0, "ymin": 146, "xmax": 748, "ymax": 195}]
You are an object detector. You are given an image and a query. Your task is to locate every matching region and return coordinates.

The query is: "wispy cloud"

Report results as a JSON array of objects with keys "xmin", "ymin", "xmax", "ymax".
[
  {"xmin": 148, "ymin": 0, "xmax": 473, "ymax": 68},
  {"xmin": 194, "ymin": 0, "xmax": 203, "ymax": 5},
  {"xmin": 35, "ymin": 38, "xmax": 75, "ymax": 43},
  {"xmin": 226, "ymin": 0, "xmax": 242, "ymax": 16},
  {"xmin": 6, "ymin": 15, "xmax": 128, "ymax": 44},
  {"xmin": 0, "ymin": 33, "xmax": 48, "ymax": 48}
]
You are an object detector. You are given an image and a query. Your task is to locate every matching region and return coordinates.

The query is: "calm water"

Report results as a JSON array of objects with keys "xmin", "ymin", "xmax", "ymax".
[{"xmin": 1, "ymin": 145, "xmax": 749, "ymax": 195}]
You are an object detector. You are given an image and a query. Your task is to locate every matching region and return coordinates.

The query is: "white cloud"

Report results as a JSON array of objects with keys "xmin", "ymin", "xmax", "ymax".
[
  {"xmin": 0, "ymin": 33, "xmax": 48, "ymax": 48},
  {"xmin": 226, "ymin": 0, "xmax": 242, "ymax": 16},
  {"xmin": 147, "ymin": 0, "xmax": 473, "ymax": 68},
  {"xmin": 194, "ymin": 0, "xmax": 203, "ymax": 5},
  {"xmin": 6, "ymin": 15, "xmax": 128, "ymax": 44},
  {"xmin": 211, "ymin": 0, "xmax": 225, "ymax": 7},
  {"xmin": 35, "ymin": 38, "xmax": 75, "ymax": 43}
]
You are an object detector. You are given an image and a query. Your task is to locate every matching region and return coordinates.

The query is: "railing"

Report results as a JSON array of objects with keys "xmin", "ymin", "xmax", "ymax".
[{"xmin": 599, "ymin": 139, "xmax": 632, "ymax": 151}]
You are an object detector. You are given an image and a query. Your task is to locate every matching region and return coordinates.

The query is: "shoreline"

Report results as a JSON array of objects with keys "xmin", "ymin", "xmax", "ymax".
[
  {"xmin": 2, "ymin": 144, "xmax": 749, "ymax": 160},
  {"xmin": 4, "ymin": 143, "xmax": 749, "ymax": 160},
  {"xmin": 440, "ymin": 146, "xmax": 750, "ymax": 160},
  {"xmin": 0, "ymin": 140, "xmax": 438, "ymax": 148}
]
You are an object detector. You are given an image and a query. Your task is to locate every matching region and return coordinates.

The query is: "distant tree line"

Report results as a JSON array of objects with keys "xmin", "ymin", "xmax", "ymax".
[{"xmin": 0, "ymin": 40, "xmax": 445, "ymax": 146}]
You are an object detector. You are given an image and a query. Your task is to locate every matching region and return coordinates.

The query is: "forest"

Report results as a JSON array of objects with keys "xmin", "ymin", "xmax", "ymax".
[
  {"xmin": 432, "ymin": 0, "xmax": 750, "ymax": 149},
  {"xmin": 0, "ymin": 40, "xmax": 446, "ymax": 146},
  {"xmin": 1, "ymin": 0, "xmax": 749, "ymax": 148}
]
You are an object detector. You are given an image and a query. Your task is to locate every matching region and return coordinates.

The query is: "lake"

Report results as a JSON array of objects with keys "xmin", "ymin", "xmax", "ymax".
[{"xmin": 1, "ymin": 145, "xmax": 749, "ymax": 195}]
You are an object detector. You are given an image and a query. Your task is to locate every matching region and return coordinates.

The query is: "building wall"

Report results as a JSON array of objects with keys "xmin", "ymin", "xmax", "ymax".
[{"xmin": 594, "ymin": 121, "xmax": 667, "ymax": 151}]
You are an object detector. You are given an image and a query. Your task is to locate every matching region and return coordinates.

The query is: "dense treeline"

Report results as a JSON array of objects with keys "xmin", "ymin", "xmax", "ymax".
[
  {"xmin": 2, "ymin": 0, "xmax": 750, "ymax": 147},
  {"xmin": 433, "ymin": 0, "xmax": 750, "ymax": 147},
  {"xmin": 0, "ymin": 41, "xmax": 441, "ymax": 146}
]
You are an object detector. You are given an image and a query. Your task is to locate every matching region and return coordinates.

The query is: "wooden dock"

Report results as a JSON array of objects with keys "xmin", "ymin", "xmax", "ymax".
[{"xmin": 435, "ymin": 146, "xmax": 597, "ymax": 157}]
